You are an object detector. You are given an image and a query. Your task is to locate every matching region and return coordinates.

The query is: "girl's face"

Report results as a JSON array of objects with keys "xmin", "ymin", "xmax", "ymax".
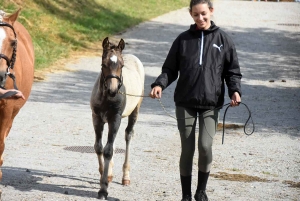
[{"xmin": 190, "ymin": 3, "xmax": 213, "ymax": 30}]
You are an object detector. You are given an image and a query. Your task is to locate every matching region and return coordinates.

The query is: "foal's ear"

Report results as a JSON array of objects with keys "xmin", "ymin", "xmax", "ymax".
[
  {"xmin": 6, "ymin": 8, "xmax": 21, "ymax": 25},
  {"xmin": 118, "ymin": 39, "xmax": 125, "ymax": 51},
  {"xmin": 102, "ymin": 37, "xmax": 110, "ymax": 50}
]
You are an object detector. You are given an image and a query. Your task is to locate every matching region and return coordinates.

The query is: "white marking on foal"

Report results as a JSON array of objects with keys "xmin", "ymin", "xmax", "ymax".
[
  {"xmin": 0, "ymin": 28, "xmax": 6, "ymax": 51},
  {"xmin": 110, "ymin": 55, "xmax": 118, "ymax": 63}
]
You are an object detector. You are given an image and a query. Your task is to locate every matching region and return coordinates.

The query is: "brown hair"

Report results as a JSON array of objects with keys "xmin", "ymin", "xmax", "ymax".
[{"xmin": 189, "ymin": 0, "xmax": 213, "ymax": 11}]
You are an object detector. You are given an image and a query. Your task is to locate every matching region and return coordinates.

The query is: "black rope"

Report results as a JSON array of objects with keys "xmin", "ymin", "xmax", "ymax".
[
  {"xmin": 222, "ymin": 102, "xmax": 255, "ymax": 144},
  {"xmin": 157, "ymin": 99, "xmax": 255, "ymax": 144},
  {"xmin": 119, "ymin": 91, "xmax": 255, "ymax": 144}
]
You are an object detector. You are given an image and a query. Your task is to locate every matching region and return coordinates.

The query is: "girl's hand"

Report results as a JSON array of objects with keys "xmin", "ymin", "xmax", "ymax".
[
  {"xmin": 13, "ymin": 90, "xmax": 25, "ymax": 100},
  {"xmin": 230, "ymin": 92, "xmax": 241, "ymax": 107},
  {"xmin": 149, "ymin": 86, "xmax": 162, "ymax": 99}
]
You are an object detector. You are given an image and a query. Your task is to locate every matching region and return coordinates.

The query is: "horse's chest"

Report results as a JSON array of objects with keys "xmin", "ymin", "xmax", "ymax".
[
  {"xmin": 99, "ymin": 111, "xmax": 109, "ymax": 123},
  {"xmin": 92, "ymin": 99, "xmax": 124, "ymax": 122}
]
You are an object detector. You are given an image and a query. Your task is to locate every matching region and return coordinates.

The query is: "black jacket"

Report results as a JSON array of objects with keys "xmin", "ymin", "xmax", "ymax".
[{"xmin": 151, "ymin": 21, "xmax": 242, "ymax": 109}]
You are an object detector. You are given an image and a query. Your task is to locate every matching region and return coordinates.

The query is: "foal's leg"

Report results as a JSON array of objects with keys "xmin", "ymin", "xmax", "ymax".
[
  {"xmin": 122, "ymin": 104, "xmax": 141, "ymax": 185},
  {"xmin": 98, "ymin": 115, "xmax": 122, "ymax": 200},
  {"xmin": 107, "ymin": 152, "xmax": 114, "ymax": 183},
  {"xmin": 92, "ymin": 114, "xmax": 105, "ymax": 185}
]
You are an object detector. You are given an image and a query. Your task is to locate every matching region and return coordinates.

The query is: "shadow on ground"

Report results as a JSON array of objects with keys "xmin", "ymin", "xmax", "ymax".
[
  {"xmin": 1, "ymin": 167, "xmax": 97, "ymax": 197},
  {"xmin": 1, "ymin": 166, "xmax": 120, "ymax": 200}
]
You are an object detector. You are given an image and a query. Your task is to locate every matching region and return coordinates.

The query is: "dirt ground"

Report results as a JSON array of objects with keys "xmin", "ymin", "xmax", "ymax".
[{"xmin": 0, "ymin": 1, "xmax": 300, "ymax": 201}]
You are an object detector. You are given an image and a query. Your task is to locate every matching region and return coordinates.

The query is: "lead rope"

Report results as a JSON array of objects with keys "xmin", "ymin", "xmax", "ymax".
[
  {"xmin": 0, "ymin": 89, "xmax": 18, "ymax": 99},
  {"xmin": 119, "ymin": 91, "xmax": 255, "ymax": 144},
  {"xmin": 221, "ymin": 102, "xmax": 254, "ymax": 144},
  {"xmin": 158, "ymin": 98, "xmax": 254, "ymax": 144}
]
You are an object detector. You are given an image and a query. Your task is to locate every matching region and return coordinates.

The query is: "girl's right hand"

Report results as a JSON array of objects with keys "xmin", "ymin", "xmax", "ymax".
[{"xmin": 149, "ymin": 86, "xmax": 162, "ymax": 99}]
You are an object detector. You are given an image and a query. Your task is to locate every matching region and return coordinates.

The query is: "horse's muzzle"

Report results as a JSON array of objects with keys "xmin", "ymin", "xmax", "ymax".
[{"xmin": 107, "ymin": 89, "xmax": 118, "ymax": 97}]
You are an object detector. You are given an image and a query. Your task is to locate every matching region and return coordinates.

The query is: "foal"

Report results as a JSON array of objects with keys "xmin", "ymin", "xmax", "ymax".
[{"xmin": 90, "ymin": 37, "xmax": 144, "ymax": 199}]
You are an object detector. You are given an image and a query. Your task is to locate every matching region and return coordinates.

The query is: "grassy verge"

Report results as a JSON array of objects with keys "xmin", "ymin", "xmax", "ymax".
[{"xmin": 1, "ymin": 0, "xmax": 188, "ymax": 73}]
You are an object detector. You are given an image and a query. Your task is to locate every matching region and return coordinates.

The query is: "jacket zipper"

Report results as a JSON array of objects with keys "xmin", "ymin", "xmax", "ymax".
[{"xmin": 199, "ymin": 31, "xmax": 204, "ymax": 66}]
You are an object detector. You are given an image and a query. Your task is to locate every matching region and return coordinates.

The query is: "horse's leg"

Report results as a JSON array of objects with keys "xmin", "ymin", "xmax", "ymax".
[
  {"xmin": 98, "ymin": 114, "xmax": 121, "ymax": 200},
  {"xmin": 122, "ymin": 103, "xmax": 141, "ymax": 186},
  {"xmin": 92, "ymin": 114, "xmax": 105, "ymax": 190},
  {"xmin": 0, "ymin": 108, "xmax": 13, "ymax": 180},
  {"xmin": 107, "ymin": 154, "xmax": 114, "ymax": 183}
]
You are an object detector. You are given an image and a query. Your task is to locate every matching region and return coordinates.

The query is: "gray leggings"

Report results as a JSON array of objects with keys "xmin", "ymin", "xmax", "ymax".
[{"xmin": 176, "ymin": 106, "xmax": 219, "ymax": 176}]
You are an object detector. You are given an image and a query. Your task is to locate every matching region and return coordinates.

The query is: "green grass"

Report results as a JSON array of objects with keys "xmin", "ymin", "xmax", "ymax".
[{"xmin": 0, "ymin": 0, "xmax": 188, "ymax": 71}]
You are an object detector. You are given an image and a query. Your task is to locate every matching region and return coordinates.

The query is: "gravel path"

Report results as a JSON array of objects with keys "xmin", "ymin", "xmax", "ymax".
[{"xmin": 1, "ymin": 1, "xmax": 300, "ymax": 201}]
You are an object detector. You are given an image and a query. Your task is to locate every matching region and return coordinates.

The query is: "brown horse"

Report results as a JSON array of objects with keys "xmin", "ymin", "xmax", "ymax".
[
  {"xmin": 0, "ymin": 9, "xmax": 34, "ymax": 179},
  {"xmin": 90, "ymin": 37, "xmax": 144, "ymax": 199}
]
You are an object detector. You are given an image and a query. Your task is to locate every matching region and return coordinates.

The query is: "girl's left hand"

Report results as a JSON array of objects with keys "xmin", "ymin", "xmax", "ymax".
[{"xmin": 230, "ymin": 92, "xmax": 241, "ymax": 107}]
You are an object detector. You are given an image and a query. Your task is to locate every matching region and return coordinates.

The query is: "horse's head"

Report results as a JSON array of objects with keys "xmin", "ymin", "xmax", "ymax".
[
  {"xmin": 101, "ymin": 37, "xmax": 125, "ymax": 97},
  {"xmin": 0, "ymin": 9, "xmax": 19, "ymax": 88}
]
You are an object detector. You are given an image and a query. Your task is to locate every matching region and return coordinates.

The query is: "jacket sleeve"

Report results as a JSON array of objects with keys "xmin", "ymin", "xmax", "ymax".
[
  {"xmin": 151, "ymin": 37, "xmax": 179, "ymax": 90},
  {"xmin": 224, "ymin": 43, "xmax": 242, "ymax": 98}
]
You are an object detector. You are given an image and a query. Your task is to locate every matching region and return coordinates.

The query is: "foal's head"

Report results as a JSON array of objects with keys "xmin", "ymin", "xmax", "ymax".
[
  {"xmin": 101, "ymin": 37, "xmax": 125, "ymax": 97},
  {"xmin": 0, "ymin": 10, "xmax": 19, "ymax": 88}
]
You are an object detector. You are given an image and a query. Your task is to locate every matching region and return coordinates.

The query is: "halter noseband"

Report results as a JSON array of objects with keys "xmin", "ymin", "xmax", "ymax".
[
  {"xmin": 0, "ymin": 20, "xmax": 18, "ymax": 90},
  {"xmin": 101, "ymin": 70, "xmax": 123, "ymax": 90}
]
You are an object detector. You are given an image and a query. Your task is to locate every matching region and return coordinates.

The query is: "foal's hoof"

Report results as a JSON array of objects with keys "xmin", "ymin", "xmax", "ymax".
[
  {"xmin": 122, "ymin": 179, "xmax": 130, "ymax": 186},
  {"xmin": 98, "ymin": 190, "xmax": 108, "ymax": 200}
]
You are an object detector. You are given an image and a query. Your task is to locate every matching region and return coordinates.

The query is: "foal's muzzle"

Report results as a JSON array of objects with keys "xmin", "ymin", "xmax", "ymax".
[{"xmin": 102, "ymin": 73, "xmax": 123, "ymax": 97}]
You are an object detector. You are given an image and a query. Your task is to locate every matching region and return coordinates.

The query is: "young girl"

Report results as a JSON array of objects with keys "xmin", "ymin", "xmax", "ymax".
[{"xmin": 150, "ymin": 0, "xmax": 242, "ymax": 200}]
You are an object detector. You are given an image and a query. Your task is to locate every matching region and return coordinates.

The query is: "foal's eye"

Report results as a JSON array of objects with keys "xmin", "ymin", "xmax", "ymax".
[{"xmin": 101, "ymin": 64, "xmax": 107, "ymax": 68}]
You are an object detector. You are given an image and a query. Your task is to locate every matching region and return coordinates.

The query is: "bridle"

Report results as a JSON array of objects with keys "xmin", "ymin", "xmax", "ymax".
[
  {"xmin": 100, "ymin": 47, "xmax": 124, "ymax": 93},
  {"xmin": 101, "ymin": 68, "xmax": 123, "ymax": 90},
  {"xmin": 0, "ymin": 21, "xmax": 18, "ymax": 90}
]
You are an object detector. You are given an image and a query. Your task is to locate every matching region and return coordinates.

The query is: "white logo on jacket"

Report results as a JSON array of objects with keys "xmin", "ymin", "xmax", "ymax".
[{"xmin": 213, "ymin": 44, "xmax": 223, "ymax": 52}]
